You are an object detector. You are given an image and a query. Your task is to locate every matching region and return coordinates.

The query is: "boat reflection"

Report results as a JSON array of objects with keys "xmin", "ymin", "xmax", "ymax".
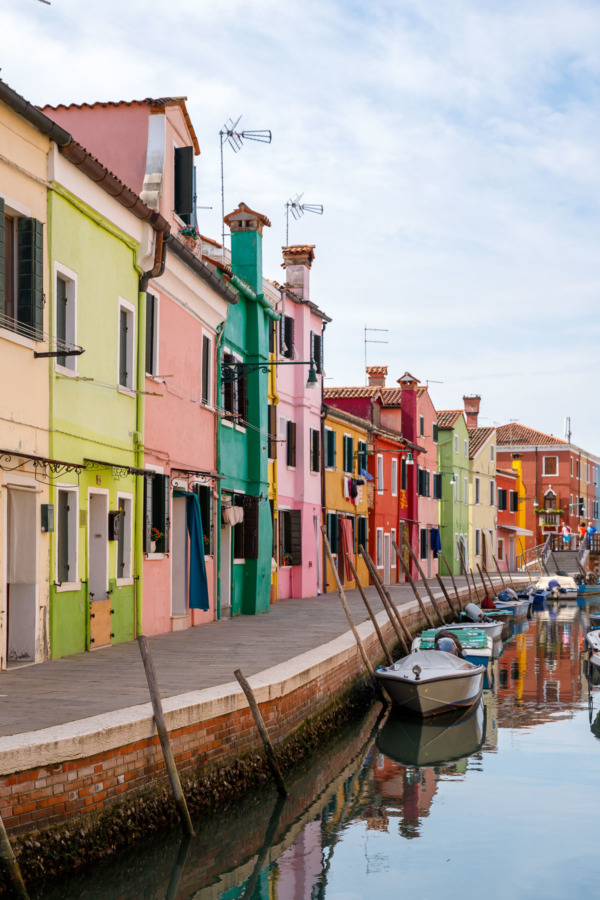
[{"xmin": 376, "ymin": 701, "xmax": 486, "ymax": 768}]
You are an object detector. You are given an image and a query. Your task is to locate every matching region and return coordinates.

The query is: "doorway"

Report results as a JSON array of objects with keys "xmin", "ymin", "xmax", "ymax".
[
  {"xmin": 384, "ymin": 533, "xmax": 391, "ymax": 586},
  {"xmin": 171, "ymin": 495, "xmax": 188, "ymax": 618},
  {"xmin": 6, "ymin": 487, "xmax": 37, "ymax": 665},
  {"xmin": 220, "ymin": 524, "xmax": 232, "ymax": 616},
  {"xmin": 88, "ymin": 491, "xmax": 110, "ymax": 648}
]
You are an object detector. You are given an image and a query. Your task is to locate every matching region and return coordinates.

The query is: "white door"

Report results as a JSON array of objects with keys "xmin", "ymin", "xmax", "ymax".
[
  {"xmin": 171, "ymin": 496, "xmax": 188, "ymax": 617},
  {"xmin": 220, "ymin": 524, "xmax": 232, "ymax": 616},
  {"xmin": 6, "ymin": 488, "xmax": 37, "ymax": 664},
  {"xmin": 88, "ymin": 492, "xmax": 108, "ymax": 603},
  {"xmin": 384, "ymin": 534, "xmax": 391, "ymax": 586}
]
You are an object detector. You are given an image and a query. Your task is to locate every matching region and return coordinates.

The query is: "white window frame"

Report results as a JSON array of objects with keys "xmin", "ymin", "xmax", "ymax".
[
  {"xmin": 454, "ymin": 435, "xmax": 459, "ymax": 454},
  {"xmin": 454, "ymin": 476, "xmax": 459, "ymax": 503},
  {"xmin": 54, "ymin": 262, "xmax": 78, "ymax": 376},
  {"xmin": 118, "ymin": 297, "xmax": 136, "ymax": 393},
  {"xmin": 391, "ymin": 528, "xmax": 397, "ymax": 566},
  {"xmin": 490, "ymin": 479, "xmax": 495, "ymax": 506},
  {"xmin": 475, "ymin": 477, "xmax": 481, "ymax": 505},
  {"xmin": 475, "ymin": 528, "xmax": 481, "ymax": 557},
  {"xmin": 201, "ymin": 329, "xmax": 213, "ymax": 407},
  {"xmin": 498, "ymin": 538, "xmax": 505, "ymax": 561},
  {"xmin": 464, "ymin": 439, "xmax": 468, "ymax": 458},
  {"xmin": 116, "ymin": 493, "xmax": 133, "ymax": 585},
  {"xmin": 377, "ymin": 454, "xmax": 384, "ymax": 495},
  {"xmin": 490, "ymin": 445, "xmax": 495, "ymax": 461},
  {"xmin": 464, "ymin": 477, "xmax": 468, "ymax": 506},
  {"xmin": 542, "ymin": 455, "xmax": 558, "ymax": 477},
  {"xmin": 419, "ymin": 415, "xmax": 424, "ymax": 437},
  {"xmin": 55, "ymin": 484, "xmax": 80, "ymax": 592},
  {"xmin": 145, "ymin": 291, "xmax": 160, "ymax": 378},
  {"xmin": 391, "ymin": 458, "xmax": 398, "ymax": 497},
  {"xmin": 376, "ymin": 527, "xmax": 384, "ymax": 567}
]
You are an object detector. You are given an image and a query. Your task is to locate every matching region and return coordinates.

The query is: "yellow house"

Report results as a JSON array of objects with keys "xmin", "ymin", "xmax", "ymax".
[
  {"xmin": 0, "ymin": 86, "xmax": 51, "ymax": 667},
  {"xmin": 323, "ymin": 406, "xmax": 370, "ymax": 592},
  {"xmin": 467, "ymin": 426, "xmax": 497, "ymax": 575}
]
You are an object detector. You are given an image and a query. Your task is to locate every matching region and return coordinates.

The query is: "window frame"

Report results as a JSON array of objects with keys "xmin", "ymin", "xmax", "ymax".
[
  {"xmin": 117, "ymin": 297, "xmax": 136, "ymax": 393},
  {"xmin": 201, "ymin": 331, "xmax": 213, "ymax": 406},
  {"xmin": 116, "ymin": 493, "xmax": 133, "ymax": 584},
  {"xmin": 325, "ymin": 427, "xmax": 336, "ymax": 469},
  {"xmin": 55, "ymin": 484, "xmax": 80, "ymax": 592},
  {"xmin": 377, "ymin": 454, "xmax": 384, "ymax": 494},
  {"xmin": 542, "ymin": 455, "xmax": 558, "ymax": 477},
  {"xmin": 54, "ymin": 262, "xmax": 78, "ymax": 375},
  {"xmin": 145, "ymin": 291, "xmax": 159, "ymax": 377},
  {"xmin": 475, "ymin": 477, "xmax": 481, "ymax": 505},
  {"xmin": 376, "ymin": 527, "xmax": 384, "ymax": 567},
  {"xmin": 391, "ymin": 458, "xmax": 398, "ymax": 497}
]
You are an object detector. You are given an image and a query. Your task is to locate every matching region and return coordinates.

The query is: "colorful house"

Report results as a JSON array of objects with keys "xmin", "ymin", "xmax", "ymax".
[
  {"xmin": 0, "ymin": 81, "xmax": 51, "ymax": 667},
  {"xmin": 464, "ymin": 396, "xmax": 497, "ymax": 574},
  {"xmin": 436, "ymin": 410, "xmax": 470, "ymax": 576},
  {"xmin": 496, "ymin": 466, "xmax": 531, "ymax": 571}
]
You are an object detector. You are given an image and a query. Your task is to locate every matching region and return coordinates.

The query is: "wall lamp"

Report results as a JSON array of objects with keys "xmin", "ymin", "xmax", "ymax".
[
  {"xmin": 405, "ymin": 451, "xmax": 414, "ymax": 465},
  {"xmin": 221, "ymin": 359, "xmax": 319, "ymax": 389}
]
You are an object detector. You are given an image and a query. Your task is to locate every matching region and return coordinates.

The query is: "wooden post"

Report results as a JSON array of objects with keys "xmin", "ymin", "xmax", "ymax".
[
  {"xmin": 321, "ymin": 528, "xmax": 385, "ymax": 696},
  {"xmin": 442, "ymin": 555, "xmax": 464, "ymax": 611},
  {"xmin": 400, "ymin": 534, "xmax": 447, "ymax": 626},
  {"xmin": 517, "ymin": 537, "xmax": 533, "ymax": 582},
  {"xmin": 240, "ymin": 794, "xmax": 287, "ymax": 900},
  {"xmin": 359, "ymin": 545, "xmax": 412, "ymax": 652},
  {"xmin": 165, "ymin": 835, "xmax": 192, "ymax": 900},
  {"xmin": 492, "ymin": 555, "xmax": 506, "ymax": 588},
  {"xmin": 435, "ymin": 574, "xmax": 456, "ymax": 618},
  {"xmin": 477, "ymin": 563, "xmax": 491, "ymax": 598},
  {"xmin": 457, "ymin": 543, "xmax": 473, "ymax": 602},
  {"xmin": 346, "ymin": 554, "xmax": 393, "ymax": 665},
  {"xmin": 137, "ymin": 635, "xmax": 195, "ymax": 836},
  {"xmin": 482, "ymin": 563, "xmax": 497, "ymax": 595},
  {"xmin": 392, "ymin": 540, "xmax": 435, "ymax": 629},
  {"xmin": 0, "ymin": 813, "xmax": 29, "ymax": 900},
  {"xmin": 234, "ymin": 669, "xmax": 289, "ymax": 797}
]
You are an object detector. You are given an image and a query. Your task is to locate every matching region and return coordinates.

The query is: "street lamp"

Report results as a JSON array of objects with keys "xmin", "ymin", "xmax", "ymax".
[{"xmin": 221, "ymin": 359, "xmax": 319, "ymax": 390}]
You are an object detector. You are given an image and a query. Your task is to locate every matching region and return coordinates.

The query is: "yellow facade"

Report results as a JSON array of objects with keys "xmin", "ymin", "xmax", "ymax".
[
  {"xmin": 468, "ymin": 433, "xmax": 497, "ymax": 573},
  {"xmin": 324, "ymin": 408, "xmax": 370, "ymax": 592}
]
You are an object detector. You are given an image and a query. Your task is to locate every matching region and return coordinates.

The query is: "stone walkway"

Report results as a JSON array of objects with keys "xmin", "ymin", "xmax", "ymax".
[{"xmin": 0, "ymin": 576, "xmax": 510, "ymax": 737}]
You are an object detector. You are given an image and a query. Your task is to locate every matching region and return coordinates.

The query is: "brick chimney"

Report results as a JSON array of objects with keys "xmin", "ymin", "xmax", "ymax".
[
  {"xmin": 281, "ymin": 244, "xmax": 315, "ymax": 301},
  {"xmin": 398, "ymin": 371, "xmax": 419, "ymax": 442},
  {"xmin": 463, "ymin": 395, "xmax": 481, "ymax": 428},
  {"xmin": 366, "ymin": 366, "xmax": 387, "ymax": 388}
]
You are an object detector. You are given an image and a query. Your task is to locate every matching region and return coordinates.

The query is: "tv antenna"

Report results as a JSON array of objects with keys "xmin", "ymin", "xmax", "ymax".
[
  {"xmin": 364, "ymin": 327, "xmax": 388, "ymax": 381},
  {"xmin": 219, "ymin": 115, "xmax": 272, "ymax": 260},
  {"xmin": 285, "ymin": 193, "xmax": 323, "ymax": 244},
  {"xmin": 564, "ymin": 416, "xmax": 572, "ymax": 443}
]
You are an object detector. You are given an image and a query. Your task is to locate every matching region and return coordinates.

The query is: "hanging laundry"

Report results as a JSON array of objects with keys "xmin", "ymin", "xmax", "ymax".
[
  {"xmin": 361, "ymin": 467, "xmax": 374, "ymax": 481},
  {"xmin": 430, "ymin": 527, "xmax": 442, "ymax": 558},
  {"xmin": 343, "ymin": 477, "xmax": 350, "ymax": 500}
]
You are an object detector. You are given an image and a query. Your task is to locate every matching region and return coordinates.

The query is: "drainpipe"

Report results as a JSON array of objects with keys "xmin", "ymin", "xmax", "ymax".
[
  {"xmin": 135, "ymin": 230, "xmax": 169, "ymax": 635},
  {"xmin": 215, "ymin": 320, "xmax": 226, "ymax": 620},
  {"xmin": 320, "ymin": 322, "xmax": 327, "ymax": 593}
]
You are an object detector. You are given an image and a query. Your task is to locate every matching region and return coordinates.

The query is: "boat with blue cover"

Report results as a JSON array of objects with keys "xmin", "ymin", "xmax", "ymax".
[
  {"xmin": 375, "ymin": 649, "xmax": 485, "ymax": 716},
  {"xmin": 411, "ymin": 627, "xmax": 493, "ymax": 668}
]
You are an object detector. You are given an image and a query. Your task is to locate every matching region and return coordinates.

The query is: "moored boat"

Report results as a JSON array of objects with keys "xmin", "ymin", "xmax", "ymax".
[
  {"xmin": 411, "ymin": 627, "xmax": 493, "ymax": 667},
  {"xmin": 376, "ymin": 701, "xmax": 486, "ymax": 767},
  {"xmin": 585, "ymin": 628, "xmax": 600, "ymax": 673},
  {"xmin": 375, "ymin": 650, "xmax": 485, "ymax": 716}
]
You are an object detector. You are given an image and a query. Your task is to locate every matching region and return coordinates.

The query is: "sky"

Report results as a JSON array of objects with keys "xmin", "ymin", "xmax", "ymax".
[{"xmin": 3, "ymin": 0, "xmax": 600, "ymax": 450}]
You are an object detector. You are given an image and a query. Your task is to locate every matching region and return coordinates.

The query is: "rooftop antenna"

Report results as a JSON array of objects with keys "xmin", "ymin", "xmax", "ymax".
[
  {"xmin": 564, "ymin": 416, "xmax": 572, "ymax": 443},
  {"xmin": 364, "ymin": 327, "xmax": 388, "ymax": 383},
  {"xmin": 285, "ymin": 193, "xmax": 324, "ymax": 244},
  {"xmin": 219, "ymin": 115, "xmax": 272, "ymax": 261}
]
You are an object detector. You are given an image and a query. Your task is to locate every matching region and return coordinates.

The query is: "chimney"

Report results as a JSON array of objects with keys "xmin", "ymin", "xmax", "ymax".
[
  {"xmin": 398, "ymin": 371, "xmax": 419, "ymax": 442},
  {"xmin": 463, "ymin": 395, "xmax": 481, "ymax": 428},
  {"xmin": 281, "ymin": 244, "xmax": 315, "ymax": 301},
  {"xmin": 366, "ymin": 365, "xmax": 387, "ymax": 388},
  {"xmin": 224, "ymin": 202, "xmax": 271, "ymax": 293}
]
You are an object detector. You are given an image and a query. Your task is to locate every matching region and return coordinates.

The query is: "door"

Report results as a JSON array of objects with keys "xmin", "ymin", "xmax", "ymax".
[
  {"xmin": 88, "ymin": 492, "xmax": 111, "ymax": 649},
  {"xmin": 509, "ymin": 536, "xmax": 516, "ymax": 572},
  {"xmin": 6, "ymin": 488, "xmax": 37, "ymax": 665},
  {"xmin": 171, "ymin": 495, "xmax": 188, "ymax": 618},
  {"xmin": 384, "ymin": 533, "xmax": 391, "ymax": 586},
  {"xmin": 427, "ymin": 529, "xmax": 432, "ymax": 578},
  {"xmin": 220, "ymin": 524, "xmax": 232, "ymax": 616}
]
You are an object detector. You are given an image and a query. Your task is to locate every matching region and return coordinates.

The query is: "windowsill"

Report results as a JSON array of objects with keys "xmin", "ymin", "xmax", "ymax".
[
  {"xmin": 55, "ymin": 363, "xmax": 78, "ymax": 377},
  {"xmin": 146, "ymin": 552, "xmax": 165, "ymax": 560},
  {"xmin": 234, "ymin": 424, "xmax": 247, "ymax": 434},
  {"xmin": 0, "ymin": 327, "xmax": 37, "ymax": 351},
  {"xmin": 118, "ymin": 386, "xmax": 136, "ymax": 398},
  {"xmin": 287, "ymin": 465, "xmax": 296, "ymax": 471},
  {"xmin": 221, "ymin": 419, "xmax": 233, "ymax": 428},
  {"xmin": 116, "ymin": 577, "xmax": 134, "ymax": 587},
  {"xmin": 55, "ymin": 581, "xmax": 82, "ymax": 593},
  {"xmin": 233, "ymin": 558, "xmax": 245, "ymax": 565}
]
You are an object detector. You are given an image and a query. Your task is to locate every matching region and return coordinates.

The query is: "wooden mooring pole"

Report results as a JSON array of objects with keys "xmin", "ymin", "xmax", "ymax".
[
  {"xmin": 392, "ymin": 540, "xmax": 435, "ymax": 629},
  {"xmin": 234, "ymin": 669, "xmax": 288, "ymax": 797},
  {"xmin": 137, "ymin": 636, "xmax": 195, "ymax": 836},
  {"xmin": 442, "ymin": 555, "xmax": 464, "ymax": 611},
  {"xmin": 457, "ymin": 543, "xmax": 473, "ymax": 603},
  {"xmin": 401, "ymin": 534, "xmax": 447, "ymax": 626},
  {"xmin": 435, "ymin": 574, "xmax": 457, "ymax": 618},
  {"xmin": 0, "ymin": 812, "xmax": 29, "ymax": 900},
  {"xmin": 346, "ymin": 554, "xmax": 393, "ymax": 665},
  {"xmin": 359, "ymin": 545, "xmax": 412, "ymax": 653}
]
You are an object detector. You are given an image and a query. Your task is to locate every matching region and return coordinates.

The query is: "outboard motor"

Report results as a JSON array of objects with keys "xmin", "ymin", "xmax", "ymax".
[
  {"xmin": 434, "ymin": 630, "xmax": 465, "ymax": 658},
  {"xmin": 465, "ymin": 602, "xmax": 485, "ymax": 622},
  {"xmin": 504, "ymin": 587, "xmax": 519, "ymax": 601}
]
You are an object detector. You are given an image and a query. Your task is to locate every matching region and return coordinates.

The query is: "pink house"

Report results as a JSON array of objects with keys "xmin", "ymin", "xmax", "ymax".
[
  {"xmin": 43, "ymin": 97, "xmax": 238, "ymax": 632},
  {"xmin": 271, "ymin": 246, "xmax": 330, "ymax": 599}
]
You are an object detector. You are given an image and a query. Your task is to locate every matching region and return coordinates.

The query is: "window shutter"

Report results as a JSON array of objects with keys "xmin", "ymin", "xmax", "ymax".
[
  {"xmin": 57, "ymin": 491, "xmax": 70, "ymax": 582},
  {"xmin": 327, "ymin": 513, "xmax": 338, "ymax": 554},
  {"xmin": 286, "ymin": 421, "xmax": 296, "ymax": 467},
  {"xmin": 243, "ymin": 496, "xmax": 259, "ymax": 559},
  {"xmin": 311, "ymin": 428, "xmax": 320, "ymax": 472},
  {"xmin": 119, "ymin": 308, "xmax": 129, "ymax": 386},
  {"xmin": 195, "ymin": 484, "xmax": 213, "ymax": 555},
  {"xmin": 145, "ymin": 293, "xmax": 155, "ymax": 374},
  {"xmin": 290, "ymin": 509, "xmax": 302, "ymax": 565},
  {"xmin": 310, "ymin": 331, "xmax": 315, "ymax": 365},
  {"xmin": 17, "ymin": 217, "xmax": 43, "ymax": 339},
  {"xmin": 0, "ymin": 198, "xmax": 5, "ymax": 320},
  {"xmin": 56, "ymin": 276, "xmax": 68, "ymax": 367},
  {"xmin": 326, "ymin": 429, "xmax": 336, "ymax": 468},
  {"xmin": 268, "ymin": 405, "xmax": 277, "ymax": 459},
  {"xmin": 433, "ymin": 473, "xmax": 442, "ymax": 500},
  {"xmin": 152, "ymin": 474, "xmax": 170, "ymax": 553},
  {"xmin": 144, "ymin": 475, "xmax": 153, "ymax": 552},
  {"xmin": 282, "ymin": 315, "xmax": 294, "ymax": 358},
  {"xmin": 201, "ymin": 334, "xmax": 210, "ymax": 404},
  {"xmin": 358, "ymin": 516, "xmax": 367, "ymax": 551},
  {"xmin": 174, "ymin": 146, "xmax": 194, "ymax": 222},
  {"xmin": 238, "ymin": 372, "xmax": 248, "ymax": 423},
  {"xmin": 401, "ymin": 459, "xmax": 407, "ymax": 491},
  {"xmin": 222, "ymin": 352, "xmax": 235, "ymax": 416},
  {"xmin": 426, "ymin": 470, "xmax": 431, "ymax": 497},
  {"xmin": 433, "ymin": 423, "xmax": 438, "ymax": 443},
  {"xmin": 420, "ymin": 529, "xmax": 428, "ymax": 559},
  {"xmin": 315, "ymin": 333, "xmax": 323, "ymax": 374}
]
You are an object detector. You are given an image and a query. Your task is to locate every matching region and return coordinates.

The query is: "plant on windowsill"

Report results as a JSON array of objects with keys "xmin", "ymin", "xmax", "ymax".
[
  {"xmin": 150, "ymin": 527, "xmax": 164, "ymax": 553},
  {"xmin": 282, "ymin": 552, "xmax": 293, "ymax": 567},
  {"xmin": 203, "ymin": 533, "xmax": 210, "ymax": 554},
  {"xmin": 179, "ymin": 225, "xmax": 200, "ymax": 241}
]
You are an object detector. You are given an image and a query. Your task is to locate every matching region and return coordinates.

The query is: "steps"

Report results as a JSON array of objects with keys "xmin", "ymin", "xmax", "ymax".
[{"xmin": 547, "ymin": 549, "xmax": 581, "ymax": 576}]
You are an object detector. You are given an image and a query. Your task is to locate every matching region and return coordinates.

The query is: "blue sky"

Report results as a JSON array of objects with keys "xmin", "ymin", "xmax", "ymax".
[{"xmin": 3, "ymin": 0, "xmax": 600, "ymax": 449}]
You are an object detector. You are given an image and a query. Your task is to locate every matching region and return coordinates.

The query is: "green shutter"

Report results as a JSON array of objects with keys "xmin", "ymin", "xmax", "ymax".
[
  {"xmin": 290, "ymin": 509, "xmax": 302, "ymax": 565},
  {"xmin": 57, "ymin": 490, "xmax": 70, "ymax": 583},
  {"xmin": 174, "ymin": 146, "xmax": 194, "ymax": 222},
  {"xmin": 326, "ymin": 429, "xmax": 336, "ymax": 468},
  {"xmin": 119, "ymin": 308, "xmax": 128, "ymax": 386},
  {"xmin": 243, "ymin": 496, "xmax": 259, "ymax": 560},
  {"xmin": 0, "ymin": 198, "xmax": 5, "ymax": 320},
  {"xmin": 145, "ymin": 293, "xmax": 155, "ymax": 375},
  {"xmin": 223, "ymin": 352, "xmax": 235, "ymax": 416},
  {"xmin": 144, "ymin": 475, "xmax": 153, "ymax": 552},
  {"xmin": 151, "ymin": 474, "xmax": 170, "ymax": 552},
  {"xmin": 17, "ymin": 217, "xmax": 44, "ymax": 339}
]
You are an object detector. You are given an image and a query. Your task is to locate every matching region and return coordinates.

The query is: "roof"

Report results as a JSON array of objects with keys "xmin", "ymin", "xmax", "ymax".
[
  {"xmin": 224, "ymin": 201, "xmax": 271, "ymax": 231},
  {"xmin": 366, "ymin": 365, "xmax": 388, "ymax": 376},
  {"xmin": 267, "ymin": 280, "xmax": 331, "ymax": 323},
  {"xmin": 496, "ymin": 423, "xmax": 568, "ymax": 447},
  {"xmin": 324, "ymin": 386, "xmax": 380, "ymax": 400},
  {"xmin": 496, "ymin": 467, "xmax": 518, "ymax": 479},
  {"xmin": 41, "ymin": 97, "xmax": 201, "ymax": 154},
  {"xmin": 436, "ymin": 410, "xmax": 464, "ymax": 429},
  {"xmin": 468, "ymin": 426, "xmax": 495, "ymax": 459},
  {"xmin": 324, "ymin": 404, "xmax": 372, "ymax": 433}
]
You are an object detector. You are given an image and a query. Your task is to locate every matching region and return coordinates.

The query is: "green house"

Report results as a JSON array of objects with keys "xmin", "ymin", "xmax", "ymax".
[{"xmin": 436, "ymin": 409, "xmax": 470, "ymax": 576}]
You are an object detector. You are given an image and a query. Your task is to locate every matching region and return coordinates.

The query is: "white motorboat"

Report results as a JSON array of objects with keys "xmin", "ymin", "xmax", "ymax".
[
  {"xmin": 446, "ymin": 619, "xmax": 505, "ymax": 642},
  {"xmin": 375, "ymin": 650, "xmax": 486, "ymax": 716},
  {"xmin": 585, "ymin": 629, "xmax": 600, "ymax": 672},
  {"xmin": 535, "ymin": 576, "xmax": 579, "ymax": 597},
  {"xmin": 376, "ymin": 701, "xmax": 486, "ymax": 767},
  {"xmin": 411, "ymin": 628, "xmax": 494, "ymax": 667}
]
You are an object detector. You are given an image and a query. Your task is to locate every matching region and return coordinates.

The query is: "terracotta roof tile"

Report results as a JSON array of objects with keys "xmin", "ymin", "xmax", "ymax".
[
  {"xmin": 496, "ymin": 423, "xmax": 568, "ymax": 447},
  {"xmin": 437, "ymin": 410, "xmax": 464, "ymax": 428},
  {"xmin": 324, "ymin": 386, "xmax": 380, "ymax": 400},
  {"xmin": 496, "ymin": 467, "xmax": 518, "ymax": 479},
  {"xmin": 468, "ymin": 426, "xmax": 495, "ymax": 459},
  {"xmin": 366, "ymin": 365, "xmax": 388, "ymax": 375}
]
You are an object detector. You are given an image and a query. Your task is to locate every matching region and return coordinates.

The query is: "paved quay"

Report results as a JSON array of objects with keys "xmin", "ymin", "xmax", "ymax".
[{"xmin": 0, "ymin": 576, "xmax": 507, "ymax": 738}]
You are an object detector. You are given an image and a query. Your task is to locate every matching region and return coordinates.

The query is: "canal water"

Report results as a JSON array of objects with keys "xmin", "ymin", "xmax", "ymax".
[{"xmin": 31, "ymin": 598, "xmax": 600, "ymax": 900}]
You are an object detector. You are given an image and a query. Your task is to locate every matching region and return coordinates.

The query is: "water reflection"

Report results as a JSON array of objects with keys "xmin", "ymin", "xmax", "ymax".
[{"xmin": 32, "ymin": 602, "xmax": 600, "ymax": 899}]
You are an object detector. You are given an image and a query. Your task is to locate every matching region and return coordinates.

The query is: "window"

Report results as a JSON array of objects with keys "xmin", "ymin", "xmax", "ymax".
[
  {"xmin": 401, "ymin": 458, "xmax": 407, "ymax": 491},
  {"xmin": 310, "ymin": 330, "xmax": 323, "ymax": 374},
  {"xmin": 454, "ymin": 435, "xmax": 459, "ymax": 454},
  {"xmin": 222, "ymin": 352, "xmax": 248, "ymax": 424},
  {"xmin": 490, "ymin": 445, "xmax": 495, "ymax": 461},
  {"xmin": 464, "ymin": 478, "xmax": 468, "ymax": 505},
  {"xmin": 419, "ymin": 415, "xmax": 424, "ymax": 437},
  {"xmin": 279, "ymin": 509, "xmax": 302, "ymax": 566},
  {"xmin": 509, "ymin": 491, "xmax": 518, "ymax": 513},
  {"xmin": 464, "ymin": 439, "xmax": 468, "ymax": 458},
  {"xmin": 376, "ymin": 528, "xmax": 384, "ymax": 567},
  {"xmin": 358, "ymin": 515, "xmax": 368, "ymax": 552},
  {"xmin": 55, "ymin": 268, "xmax": 77, "ymax": 371},
  {"xmin": 118, "ymin": 300, "xmax": 135, "ymax": 390},
  {"xmin": 391, "ymin": 459, "xmax": 398, "ymax": 496},
  {"xmin": 174, "ymin": 146, "xmax": 195, "ymax": 224},
  {"xmin": 194, "ymin": 484, "xmax": 214, "ymax": 555},
  {"xmin": 145, "ymin": 292, "xmax": 158, "ymax": 376},
  {"xmin": 433, "ymin": 472, "xmax": 442, "ymax": 500},
  {"xmin": 144, "ymin": 473, "xmax": 170, "ymax": 553},
  {"xmin": 475, "ymin": 529, "xmax": 481, "ymax": 556},
  {"xmin": 391, "ymin": 528, "xmax": 397, "ymax": 566},
  {"xmin": 268, "ymin": 405, "xmax": 277, "ymax": 459},
  {"xmin": 0, "ymin": 201, "xmax": 44, "ymax": 340},
  {"xmin": 327, "ymin": 512, "xmax": 339, "ymax": 554},
  {"xmin": 343, "ymin": 435, "xmax": 354, "ymax": 474},
  {"xmin": 358, "ymin": 440, "xmax": 368, "ymax": 472},
  {"xmin": 543, "ymin": 456, "xmax": 558, "ymax": 477},
  {"xmin": 232, "ymin": 494, "xmax": 260, "ymax": 560},
  {"xmin": 418, "ymin": 468, "xmax": 430, "ymax": 497},
  {"xmin": 490, "ymin": 479, "xmax": 495, "ymax": 506},
  {"xmin": 498, "ymin": 538, "xmax": 504, "ymax": 561},
  {"xmin": 116, "ymin": 495, "xmax": 133, "ymax": 581},
  {"xmin": 310, "ymin": 428, "xmax": 320, "ymax": 473},
  {"xmin": 455, "ymin": 533, "xmax": 460, "ymax": 561},
  {"xmin": 420, "ymin": 528, "xmax": 428, "ymax": 559},
  {"xmin": 286, "ymin": 420, "xmax": 297, "ymax": 467},
  {"xmin": 475, "ymin": 477, "xmax": 481, "ymax": 505},
  {"xmin": 454, "ymin": 477, "xmax": 459, "ymax": 503},
  {"xmin": 280, "ymin": 315, "xmax": 295, "ymax": 359},
  {"xmin": 432, "ymin": 423, "xmax": 438, "ymax": 443},
  {"xmin": 201, "ymin": 334, "xmax": 212, "ymax": 405},
  {"xmin": 56, "ymin": 486, "xmax": 78, "ymax": 586},
  {"xmin": 498, "ymin": 488, "xmax": 507, "ymax": 511},
  {"xmin": 377, "ymin": 454, "xmax": 384, "ymax": 493},
  {"xmin": 570, "ymin": 457, "xmax": 573, "ymax": 476},
  {"xmin": 325, "ymin": 427, "xmax": 336, "ymax": 468}
]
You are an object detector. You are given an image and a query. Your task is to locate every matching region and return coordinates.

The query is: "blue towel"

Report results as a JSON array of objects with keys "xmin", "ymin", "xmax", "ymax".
[
  {"xmin": 173, "ymin": 490, "xmax": 210, "ymax": 611},
  {"xmin": 360, "ymin": 467, "xmax": 373, "ymax": 481}
]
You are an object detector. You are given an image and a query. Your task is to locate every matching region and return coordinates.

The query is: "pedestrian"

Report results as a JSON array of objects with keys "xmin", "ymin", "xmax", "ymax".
[
  {"xmin": 586, "ymin": 521, "xmax": 597, "ymax": 547},
  {"xmin": 561, "ymin": 521, "xmax": 571, "ymax": 548},
  {"xmin": 579, "ymin": 521, "xmax": 587, "ymax": 547}
]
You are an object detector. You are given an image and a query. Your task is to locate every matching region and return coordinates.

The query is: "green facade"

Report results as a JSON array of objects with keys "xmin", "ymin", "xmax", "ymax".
[
  {"xmin": 48, "ymin": 185, "xmax": 142, "ymax": 657},
  {"xmin": 437, "ymin": 414, "xmax": 470, "ymax": 576}
]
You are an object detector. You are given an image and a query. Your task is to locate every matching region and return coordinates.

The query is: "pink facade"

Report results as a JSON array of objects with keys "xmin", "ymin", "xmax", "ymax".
[
  {"xmin": 274, "ymin": 246, "xmax": 329, "ymax": 599},
  {"xmin": 414, "ymin": 384, "xmax": 440, "ymax": 578}
]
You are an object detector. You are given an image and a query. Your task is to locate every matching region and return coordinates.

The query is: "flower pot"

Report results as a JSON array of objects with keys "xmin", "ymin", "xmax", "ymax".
[{"xmin": 150, "ymin": 540, "xmax": 156, "ymax": 553}]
